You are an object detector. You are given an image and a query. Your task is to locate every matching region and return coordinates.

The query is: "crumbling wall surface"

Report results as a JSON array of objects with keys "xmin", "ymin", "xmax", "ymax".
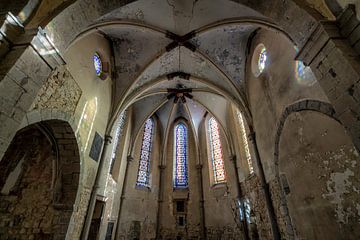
[
  {"xmin": 31, "ymin": 65, "xmax": 82, "ymax": 114},
  {"xmin": 0, "ymin": 120, "xmax": 81, "ymax": 240},
  {"xmin": 0, "ymin": 129, "xmax": 67, "ymax": 239},
  {"xmin": 278, "ymin": 111, "xmax": 360, "ymax": 239}
]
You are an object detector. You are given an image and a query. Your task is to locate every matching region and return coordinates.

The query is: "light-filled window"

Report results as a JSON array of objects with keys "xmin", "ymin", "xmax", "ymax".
[
  {"xmin": 173, "ymin": 123, "xmax": 188, "ymax": 188},
  {"xmin": 236, "ymin": 110, "xmax": 254, "ymax": 174},
  {"xmin": 258, "ymin": 47, "xmax": 267, "ymax": 74},
  {"xmin": 109, "ymin": 111, "xmax": 127, "ymax": 174},
  {"xmin": 136, "ymin": 118, "xmax": 154, "ymax": 187},
  {"xmin": 208, "ymin": 117, "xmax": 226, "ymax": 184}
]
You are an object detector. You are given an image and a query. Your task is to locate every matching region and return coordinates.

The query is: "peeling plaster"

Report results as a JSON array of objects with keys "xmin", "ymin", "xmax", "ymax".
[{"xmin": 323, "ymin": 169, "xmax": 355, "ymax": 224}]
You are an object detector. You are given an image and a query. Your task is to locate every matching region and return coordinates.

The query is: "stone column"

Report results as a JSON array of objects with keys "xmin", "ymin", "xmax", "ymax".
[
  {"xmin": 230, "ymin": 155, "xmax": 249, "ymax": 240},
  {"xmin": 196, "ymin": 164, "xmax": 206, "ymax": 240},
  {"xmin": 115, "ymin": 155, "xmax": 134, "ymax": 239},
  {"xmin": 155, "ymin": 165, "xmax": 166, "ymax": 239},
  {"xmin": 248, "ymin": 130, "xmax": 281, "ymax": 240},
  {"xmin": 81, "ymin": 134, "xmax": 112, "ymax": 240},
  {"xmin": 297, "ymin": 8, "xmax": 360, "ymax": 153}
]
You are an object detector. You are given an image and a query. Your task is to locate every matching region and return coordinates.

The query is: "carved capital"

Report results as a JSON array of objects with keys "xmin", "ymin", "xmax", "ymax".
[
  {"xmin": 104, "ymin": 135, "xmax": 112, "ymax": 145},
  {"xmin": 127, "ymin": 155, "xmax": 134, "ymax": 162}
]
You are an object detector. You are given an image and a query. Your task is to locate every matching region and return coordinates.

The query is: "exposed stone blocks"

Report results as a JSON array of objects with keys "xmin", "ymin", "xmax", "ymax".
[
  {"xmin": 31, "ymin": 65, "xmax": 82, "ymax": 114},
  {"xmin": 298, "ymin": 20, "xmax": 360, "ymax": 153}
]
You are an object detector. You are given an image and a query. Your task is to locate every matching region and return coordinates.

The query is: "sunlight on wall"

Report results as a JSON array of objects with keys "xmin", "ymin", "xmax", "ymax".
[{"xmin": 76, "ymin": 97, "xmax": 98, "ymax": 152}]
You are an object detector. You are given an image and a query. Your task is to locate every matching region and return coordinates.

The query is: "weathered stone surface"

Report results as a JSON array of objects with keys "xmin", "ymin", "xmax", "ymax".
[{"xmin": 30, "ymin": 65, "xmax": 82, "ymax": 114}]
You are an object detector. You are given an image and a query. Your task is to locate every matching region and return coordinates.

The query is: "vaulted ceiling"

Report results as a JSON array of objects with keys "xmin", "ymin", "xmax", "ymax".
[{"xmin": 71, "ymin": 0, "xmax": 284, "ymax": 142}]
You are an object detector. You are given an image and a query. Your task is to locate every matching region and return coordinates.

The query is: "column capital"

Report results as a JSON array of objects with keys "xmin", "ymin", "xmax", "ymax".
[
  {"xmin": 104, "ymin": 135, "xmax": 112, "ymax": 145},
  {"xmin": 229, "ymin": 155, "xmax": 237, "ymax": 162},
  {"xmin": 127, "ymin": 155, "xmax": 134, "ymax": 162}
]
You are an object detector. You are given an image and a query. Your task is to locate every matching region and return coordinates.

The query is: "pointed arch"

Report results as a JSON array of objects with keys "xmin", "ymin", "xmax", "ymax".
[
  {"xmin": 208, "ymin": 117, "xmax": 226, "ymax": 184},
  {"xmin": 173, "ymin": 122, "xmax": 189, "ymax": 188}
]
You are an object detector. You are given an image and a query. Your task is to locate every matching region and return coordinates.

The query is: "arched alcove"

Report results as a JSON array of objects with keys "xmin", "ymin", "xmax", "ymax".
[
  {"xmin": 0, "ymin": 120, "xmax": 81, "ymax": 239},
  {"xmin": 277, "ymin": 111, "xmax": 360, "ymax": 239}
]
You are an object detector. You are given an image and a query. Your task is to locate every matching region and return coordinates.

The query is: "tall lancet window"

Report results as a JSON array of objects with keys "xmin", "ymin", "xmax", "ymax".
[
  {"xmin": 174, "ymin": 123, "xmax": 188, "ymax": 188},
  {"xmin": 136, "ymin": 118, "xmax": 154, "ymax": 188},
  {"xmin": 236, "ymin": 110, "xmax": 254, "ymax": 174},
  {"xmin": 208, "ymin": 117, "xmax": 226, "ymax": 184}
]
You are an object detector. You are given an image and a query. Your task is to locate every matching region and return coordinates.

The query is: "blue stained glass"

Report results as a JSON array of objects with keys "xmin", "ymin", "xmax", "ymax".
[
  {"xmin": 136, "ymin": 118, "xmax": 154, "ymax": 187},
  {"xmin": 93, "ymin": 52, "xmax": 102, "ymax": 76},
  {"xmin": 174, "ymin": 123, "xmax": 188, "ymax": 188},
  {"xmin": 209, "ymin": 117, "xmax": 226, "ymax": 184}
]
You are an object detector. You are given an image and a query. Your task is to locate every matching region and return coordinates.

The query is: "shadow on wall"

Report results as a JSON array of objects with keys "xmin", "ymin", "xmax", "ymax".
[{"xmin": 0, "ymin": 120, "xmax": 80, "ymax": 239}]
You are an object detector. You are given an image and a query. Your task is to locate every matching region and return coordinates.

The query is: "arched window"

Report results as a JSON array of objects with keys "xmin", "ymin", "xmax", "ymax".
[
  {"xmin": 76, "ymin": 97, "xmax": 98, "ymax": 152},
  {"xmin": 174, "ymin": 123, "xmax": 188, "ymax": 188},
  {"xmin": 236, "ymin": 110, "xmax": 254, "ymax": 174},
  {"xmin": 109, "ymin": 111, "xmax": 127, "ymax": 174},
  {"xmin": 136, "ymin": 118, "xmax": 154, "ymax": 188},
  {"xmin": 208, "ymin": 117, "xmax": 226, "ymax": 184}
]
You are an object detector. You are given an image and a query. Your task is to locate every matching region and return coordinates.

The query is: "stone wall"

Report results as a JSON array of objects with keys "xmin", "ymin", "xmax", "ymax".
[
  {"xmin": 31, "ymin": 65, "xmax": 81, "ymax": 114},
  {"xmin": 277, "ymin": 111, "xmax": 360, "ymax": 239},
  {"xmin": 0, "ymin": 119, "xmax": 82, "ymax": 240}
]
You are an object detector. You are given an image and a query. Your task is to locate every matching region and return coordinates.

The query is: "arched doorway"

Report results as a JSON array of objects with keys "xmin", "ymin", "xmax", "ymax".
[{"xmin": 0, "ymin": 120, "xmax": 81, "ymax": 239}]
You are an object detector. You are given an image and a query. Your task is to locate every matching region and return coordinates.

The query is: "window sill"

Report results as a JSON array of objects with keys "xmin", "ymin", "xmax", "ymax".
[
  {"xmin": 135, "ymin": 185, "xmax": 151, "ymax": 192},
  {"xmin": 211, "ymin": 182, "xmax": 227, "ymax": 189}
]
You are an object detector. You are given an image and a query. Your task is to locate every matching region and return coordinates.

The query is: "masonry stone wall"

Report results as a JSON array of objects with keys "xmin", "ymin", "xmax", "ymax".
[
  {"xmin": 0, "ymin": 120, "xmax": 80, "ymax": 240},
  {"xmin": 31, "ymin": 65, "xmax": 82, "ymax": 114}
]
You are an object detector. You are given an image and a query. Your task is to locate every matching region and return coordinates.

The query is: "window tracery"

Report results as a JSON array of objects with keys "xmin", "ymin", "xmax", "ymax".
[
  {"xmin": 236, "ymin": 110, "xmax": 254, "ymax": 174},
  {"xmin": 208, "ymin": 117, "xmax": 226, "ymax": 184},
  {"xmin": 136, "ymin": 118, "xmax": 154, "ymax": 187},
  {"xmin": 109, "ymin": 111, "xmax": 127, "ymax": 174},
  {"xmin": 174, "ymin": 123, "xmax": 188, "ymax": 188}
]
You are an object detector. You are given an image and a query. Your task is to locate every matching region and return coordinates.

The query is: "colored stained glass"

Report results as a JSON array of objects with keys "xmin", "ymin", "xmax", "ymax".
[
  {"xmin": 208, "ymin": 117, "xmax": 226, "ymax": 184},
  {"xmin": 174, "ymin": 123, "xmax": 188, "ymax": 188},
  {"xmin": 93, "ymin": 52, "xmax": 102, "ymax": 76},
  {"xmin": 236, "ymin": 110, "xmax": 254, "ymax": 174},
  {"xmin": 258, "ymin": 47, "xmax": 267, "ymax": 73},
  {"xmin": 136, "ymin": 118, "xmax": 154, "ymax": 187}
]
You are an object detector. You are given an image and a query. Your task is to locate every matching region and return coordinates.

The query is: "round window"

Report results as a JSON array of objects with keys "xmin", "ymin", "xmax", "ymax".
[
  {"xmin": 258, "ymin": 47, "xmax": 267, "ymax": 73},
  {"xmin": 93, "ymin": 52, "xmax": 102, "ymax": 77},
  {"xmin": 251, "ymin": 44, "xmax": 268, "ymax": 77}
]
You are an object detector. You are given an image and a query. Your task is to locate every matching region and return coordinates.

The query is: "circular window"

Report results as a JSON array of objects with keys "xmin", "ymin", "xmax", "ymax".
[
  {"xmin": 258, "ymin": 47, "xmax": 267, "ymax": 73},
  {"xmin": 93, "ymin": 52, "xmax": 102, "ymax": 77},
  {"xmin": 251, "ymin": 44, "xmax": 268, "ymax": 77}
]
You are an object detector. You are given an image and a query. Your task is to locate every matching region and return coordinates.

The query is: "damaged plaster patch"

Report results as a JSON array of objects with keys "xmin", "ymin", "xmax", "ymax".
[{"xmin": 323, "ymin": 169, "xmax": 355, "ymax": 223}]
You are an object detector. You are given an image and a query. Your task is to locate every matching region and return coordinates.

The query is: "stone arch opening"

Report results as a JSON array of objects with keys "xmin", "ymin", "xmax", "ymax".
[
  {"xmin": 273, "ymin": 100, "xmax": 360, "ymax": 239},
  {"xmin": 0, "ymin": 119, "xmax": 81, "ymax": 239}
]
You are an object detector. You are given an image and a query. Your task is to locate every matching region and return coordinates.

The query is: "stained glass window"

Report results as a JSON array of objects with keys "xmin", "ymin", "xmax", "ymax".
[
  {"xmin": 174, "ymin": 123, "xmax": 188, "ymax": 188},
  {"xmin": 258, "ymin": 47, "xmax": 267, "ymax": 73},
  {"xmin": 93, "ymin": 52, "xmax": 102, "ymax": 76},
  {"xmin": 208, "ymin": 117, "xmax": 226, "ymax": 184},
  {"xmin": 236, "ymin": 110, "xmax": 254, "ymax": 174},
  {"xmin": 109, "ymin": 111, "xmax": 127, "ymax": 174},
  {"xmin": 136, "ymin": 118, "xmax": 154, "ymax": 187}
]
